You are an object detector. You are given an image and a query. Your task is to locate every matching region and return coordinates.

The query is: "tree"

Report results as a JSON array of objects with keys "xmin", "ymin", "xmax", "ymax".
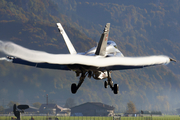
[
  {"xmin": 0, "ymin": 106, "xmax": 4, "ymax": 114},
  {"xmin": 64, "ymin": 98, "xmax": 76, "ymax": 108},
  {"xmin": 7, "ymin": 101, "xmax": 19, "ymax": 108},
  {"xmin": 126, "ymin": 101, "xmax": 137, "ymax": 113},
  {"xmin": 32, "ymin": 102, "xmax": 42, "ymax": 108}
]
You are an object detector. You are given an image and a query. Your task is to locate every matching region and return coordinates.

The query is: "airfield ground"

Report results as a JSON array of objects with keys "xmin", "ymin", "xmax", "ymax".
[{"xmin": 0, "ymin": 116, "xmax": 180, "ymax": 120}]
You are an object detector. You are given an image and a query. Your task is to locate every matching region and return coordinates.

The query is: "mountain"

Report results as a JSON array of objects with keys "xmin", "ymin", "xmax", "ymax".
[{"xmin": 0, "ymin": 0, "xmax": 180, "ymax": 113}]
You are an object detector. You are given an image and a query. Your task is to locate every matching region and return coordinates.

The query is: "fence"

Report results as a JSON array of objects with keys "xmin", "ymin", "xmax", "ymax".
[
  {"xmin": 0, "ymin": 115, "xmax": 114, "ymax": 120},
  {"xmin": 0, "ymin": 115, "xmax": 180, "ymax": 120}
]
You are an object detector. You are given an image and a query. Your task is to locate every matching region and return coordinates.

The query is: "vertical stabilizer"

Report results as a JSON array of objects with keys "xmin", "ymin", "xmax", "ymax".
[
  {"xmin": 57, "ymin": 23, "xmax": 77, "ymax": 54},
  {"xmin": 95, "ymin": 23, "xmax": 110, "ymax": 56}
]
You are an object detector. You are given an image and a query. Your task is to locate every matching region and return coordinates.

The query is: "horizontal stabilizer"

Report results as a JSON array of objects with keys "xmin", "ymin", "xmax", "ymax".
[
  {"xmin": 0, "ymin": 57, "xmax": 7, "ymax": 61},
  {"xmin": 170, "ymin": 58, "xmax": 176, "ymax": 62}
]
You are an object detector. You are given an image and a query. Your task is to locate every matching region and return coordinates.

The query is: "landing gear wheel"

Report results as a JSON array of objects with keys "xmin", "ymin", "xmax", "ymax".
[
  {"xmin": 113, "ymin": 84, "xmax": 119, "ymax": 94},
  {"xmin": 71, "ymin": 83, "xmax": 77, "ymax": 94},
  {"xmin": 104, "ymin": 81, "xmax": 108, "ymax": 88}
]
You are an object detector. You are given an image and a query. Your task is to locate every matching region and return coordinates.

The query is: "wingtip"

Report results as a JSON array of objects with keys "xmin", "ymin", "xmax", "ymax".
[
  {"xmin": 56, "ymin": 23, "xmax": 62, "ymax": 28},
  {"xmin": 170, "ymin": 58, "xmax": 176, "ymax": 62}
]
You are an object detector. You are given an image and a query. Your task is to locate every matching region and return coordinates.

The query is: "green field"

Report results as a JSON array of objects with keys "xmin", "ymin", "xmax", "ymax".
[
  {"xmin": 0, "ymin": 116, "xmax": 180, "ymax": 120},
  {"xmin": 0, "ymin": 116, "xmax": 113, "ymax": 120}
]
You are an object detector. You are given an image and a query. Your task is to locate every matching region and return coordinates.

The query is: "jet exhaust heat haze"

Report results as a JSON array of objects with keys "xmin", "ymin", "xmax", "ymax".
[{"xmin": 0, "ymin": 23, "xmax": 176, "ymax": 94}]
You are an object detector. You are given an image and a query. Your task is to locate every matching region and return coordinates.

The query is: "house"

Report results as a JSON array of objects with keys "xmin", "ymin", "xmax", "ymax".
[
  {"xmin": 24, "ymin": 106, "xmax": 39, "ymax": 114},
  {"xmin": 4, "ymin": 108, "xmax": 13, "ymax": 114},
  {"xmin": 177, "ymin": 108, "xmax": 180, "ymax": 114},
  {"xmin": 39, "ymin": 104, "xmax": 70, "ymax": 115},
  {"xmin": 71, "ymin": 102, "xmax": 115, "ymax": 116}
]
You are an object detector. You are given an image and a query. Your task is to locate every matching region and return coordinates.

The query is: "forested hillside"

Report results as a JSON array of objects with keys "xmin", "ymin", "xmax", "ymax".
[{"xmin": 0, "ymin": 0, "xmax": 180, "ymax": 113}]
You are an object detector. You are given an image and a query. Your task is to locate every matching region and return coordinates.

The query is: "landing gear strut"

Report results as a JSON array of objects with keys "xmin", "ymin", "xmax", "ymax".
[
  {"xmin": 71, "ymin": 72, "xmax": 86, "ymax": 94},
  {"xmin": 71, "ymin": 70, "xmax": 119, "ymax": 94},
  {"xmin": 104, "ymin": 71, "xmax": 119, "ymax": 94}
]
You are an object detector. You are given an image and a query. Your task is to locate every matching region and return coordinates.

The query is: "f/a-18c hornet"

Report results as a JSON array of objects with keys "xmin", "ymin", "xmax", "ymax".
[{"xmin": 0, "ymin": 23, "xmax": 176, "ymax": 94}]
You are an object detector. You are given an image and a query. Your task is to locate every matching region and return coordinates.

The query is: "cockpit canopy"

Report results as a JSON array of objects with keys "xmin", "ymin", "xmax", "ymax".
[{"xmin": 107, "ymin": 40, "xmax": 117, "ymax": 48}]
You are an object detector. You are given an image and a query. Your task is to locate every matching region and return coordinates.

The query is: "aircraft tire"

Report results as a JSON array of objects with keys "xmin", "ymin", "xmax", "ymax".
[
  {"xmin": 104, "ymin": 81, "xmax": 108, "ymax": 88},
  {"xmin": 71, "ymin": 83, "xmax": 77, "ymax": 94},
  {"xmin": 113, "ymin": 84, "xmax": 119, "ymax": 94}
]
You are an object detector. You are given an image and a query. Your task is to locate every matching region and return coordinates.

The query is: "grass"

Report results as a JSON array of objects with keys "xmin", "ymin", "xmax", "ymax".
[
  {"xmin": 0, "ymin": 116, "xmax": 180, "ymax": 120},
  {"xmin": 0, "ymin": 116, "xmax": 114, "ymax": 120}
]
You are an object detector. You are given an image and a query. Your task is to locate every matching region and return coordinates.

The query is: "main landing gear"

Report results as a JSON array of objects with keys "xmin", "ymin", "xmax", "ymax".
[
  {"xmin": 104, "ymin": 71, "xmax": 119, "ymax": 94},
  {"xmin": 71, "ymin": 71, "xmax": 119, "ymax": 94},
  {"xmin": 71, "ymin": 72, "xmax": 86, "ymax": 94}
]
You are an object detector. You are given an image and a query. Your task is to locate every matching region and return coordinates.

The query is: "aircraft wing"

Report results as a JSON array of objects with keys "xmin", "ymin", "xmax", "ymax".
[
  {"xmin": 11, "ymin": 58, "xmax": 70, "ymax": 70},
  {"xmin": 0, "ymin": 41, "xmax": 171, "ymax": 71}
]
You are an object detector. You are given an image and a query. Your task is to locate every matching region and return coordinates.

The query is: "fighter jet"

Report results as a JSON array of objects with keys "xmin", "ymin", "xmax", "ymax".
[{"xmin": 0, "ymin": 23, "xmax": 176, "ymax": 94}]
